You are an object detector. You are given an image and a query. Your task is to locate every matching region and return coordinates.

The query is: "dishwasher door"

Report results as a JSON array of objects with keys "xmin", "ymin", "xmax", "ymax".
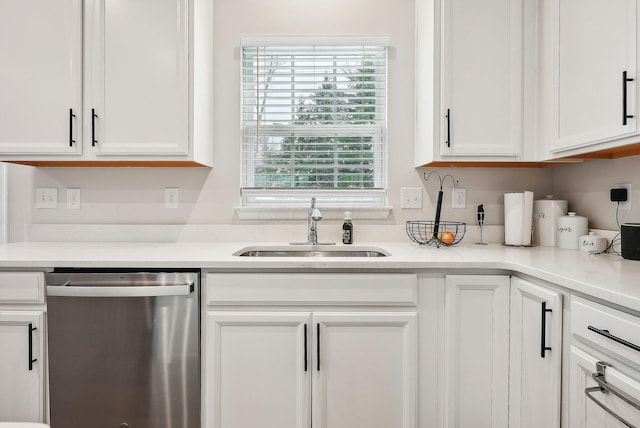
[{"xmin": 46, "ymin": 270, "xmax": 200, "ymax": 428}]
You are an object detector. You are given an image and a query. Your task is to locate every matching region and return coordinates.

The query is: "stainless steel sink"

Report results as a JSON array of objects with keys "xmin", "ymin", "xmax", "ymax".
[{"xmin": 233, "ymin": 245, "xmax": 389, "ymax": 257}]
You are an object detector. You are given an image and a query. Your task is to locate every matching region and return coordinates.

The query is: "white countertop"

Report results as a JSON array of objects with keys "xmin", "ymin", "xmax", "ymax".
[{"xmin": 0, "ymin": 240, "xmax": 639, "ymax": 312}]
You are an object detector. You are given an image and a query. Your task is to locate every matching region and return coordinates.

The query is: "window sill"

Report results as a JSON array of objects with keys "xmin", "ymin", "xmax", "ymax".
[{"xmin": 235, "ymin": 206, "xmax": 393, "ymax": 220}]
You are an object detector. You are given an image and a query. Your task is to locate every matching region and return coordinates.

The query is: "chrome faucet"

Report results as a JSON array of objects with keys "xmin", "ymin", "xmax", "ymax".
[
  {"xmin": 307, "ymin": 197, "xmax": 323, "ymax": 245},
  {"xmin": 290, "ymin": 198, "xmax": 335, "ymax": 246}
]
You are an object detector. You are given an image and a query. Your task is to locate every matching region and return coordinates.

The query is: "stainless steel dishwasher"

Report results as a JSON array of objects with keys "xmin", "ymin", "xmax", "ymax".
[{"xmin": 45, "ymin": 269, "xmax": 200, "ymax": 428}]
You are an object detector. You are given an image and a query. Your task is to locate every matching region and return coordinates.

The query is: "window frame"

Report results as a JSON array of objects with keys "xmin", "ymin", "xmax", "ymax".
[{"xmin": 239, "ymin": 36, "xmax": 389, "ymax": 211}]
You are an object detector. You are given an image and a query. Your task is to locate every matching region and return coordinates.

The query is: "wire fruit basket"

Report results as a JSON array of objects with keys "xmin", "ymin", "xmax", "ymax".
[
  {"xmin": 406, "ymin": 171, "xmax": 466, "ymax": 247},
  {"xmin": 406, "ymin": 220, "xmax": 466, "ymax": 247}
]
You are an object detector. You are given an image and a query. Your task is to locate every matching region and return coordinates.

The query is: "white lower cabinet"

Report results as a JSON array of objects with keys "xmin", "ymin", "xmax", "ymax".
[
  {"xmin": 509, "ymin": 277, "xmax": 563, "ymax": 428},
  {"xmin": 0, "ymin": 311, "xmax": 45, "ymax": 422},
  {"xmin": 204, "ymin": 272, "xmax": 418, "ymax": 428},
  {"xmin": 569, "ymin": 296, "xmax": 640, "ymax": 428},
  {"xmin": 0, "ymin": 272, "xmax": 46, "ymax": 423},
  {"xmin": 570, "ymin": 346, "xmax": 640, "ymax": 428},
  {"xmin": 206, "ymin": 312, "xmax": 310, "ymax": 428},
  {"xmin": 205, "ymin": 311, "xmax": 417, "ymax": 428},
  {"xmin": 312, "ymin": 312, "xmax": 417, "ymax": 428},
  {"xmin": 444, "ymin": 275, "xmax": 510, "ymax": 428}
]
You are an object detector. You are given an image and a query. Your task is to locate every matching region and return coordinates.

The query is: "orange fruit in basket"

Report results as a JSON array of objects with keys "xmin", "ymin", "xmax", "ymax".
[{"xmin": 438, "ymin": 231, "xmax": 455, "ymax": 245}]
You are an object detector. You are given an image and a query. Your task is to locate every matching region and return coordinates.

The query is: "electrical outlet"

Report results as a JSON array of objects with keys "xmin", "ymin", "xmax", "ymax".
[
  {"xmin": 67, "ymin": 189, "xmax": 81, "ymax": 210},
  {"xmin": 36, "ymin": 187, "xmax": 58, "ymax": 209},
  {"xmin": 452, "ymin": 187, "xmax": 466, "ymax": 209},
  {"xmin": 401, "ymin": 188, "xmax": 422, "ymax": 209},
  {"xmin": 613, "ymin": 183, "xmax": 632, "ymax": 210},
  {"xmin": 165, "ymin": 188, "xmax": 179, "ymax": 209}
]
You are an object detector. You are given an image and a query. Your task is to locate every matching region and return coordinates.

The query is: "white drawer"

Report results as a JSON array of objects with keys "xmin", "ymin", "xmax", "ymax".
[
  {"xmin": 0, "ymin": 272, "xmax": 45, "ymax": 304},
  {"xmin": 206, "ymin": 272, "xmax": 418, "ymax": 306},
  {"xmin": 571, "ymin": 296, "xmax": 640, "ymax": 365}
]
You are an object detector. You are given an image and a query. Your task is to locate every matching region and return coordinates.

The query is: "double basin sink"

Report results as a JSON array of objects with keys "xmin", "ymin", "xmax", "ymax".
[{"xmin": 234, "ymin": 245, "xmax": 389, "ymax": 258}]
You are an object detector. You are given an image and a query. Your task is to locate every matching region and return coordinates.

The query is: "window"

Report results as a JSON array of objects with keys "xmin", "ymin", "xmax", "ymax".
[{"xmin": 241, "ymin": 37, "xmax": 388, "ymax": 207}]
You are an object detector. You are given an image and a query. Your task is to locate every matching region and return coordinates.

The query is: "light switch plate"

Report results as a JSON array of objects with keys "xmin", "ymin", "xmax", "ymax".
[
  {"xmin": 36, "ymin": 188, "xmax": 58, "ymax": 209},
  {"xmin": 401, "ymin": 188, "xmax": 423, "ymax": 209}
]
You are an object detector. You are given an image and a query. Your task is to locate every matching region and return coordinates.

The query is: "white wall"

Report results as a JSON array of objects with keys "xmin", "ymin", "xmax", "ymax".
[
  {"xmin": 6, "ymin": 0, "xmax": 558, "ymax": 242},
  {"xmin": 552, "ymin": 155, "xmax": 640, "ymax": 230}
]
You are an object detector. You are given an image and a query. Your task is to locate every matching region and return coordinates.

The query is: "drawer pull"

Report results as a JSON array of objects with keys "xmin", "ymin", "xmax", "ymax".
[
  {"xmin": 28, "ymin": 323, "xmax": 37, "ymax": 371},
  {"xmin": 304, "ymin": 323, "xmax": 308, "ymax": 372},
  {"xmin": 317, "ymin": 323, "xmax": 321, "ymax": 372},
  {"xmin": 588, "ymin": 325, "xmax": 640, "ymax": 352},
  {"xmin": 584, "ymin": 361, "xmax": 640, "ymax": 428},
  {"xmin": 623, "ymin": 71, "xmax": 635, "ymax": 126},
  {"xmin": 541, "ymin": 301, "xmax": 553, "ymax": 358}
]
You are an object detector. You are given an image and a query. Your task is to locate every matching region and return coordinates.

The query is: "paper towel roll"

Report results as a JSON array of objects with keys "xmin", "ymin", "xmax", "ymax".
[
  {"xmin": 505, "ymin": 193, "xmax": 524, "ymax": 245},
  {"xmin": 505, "ymin": 191, "xmax": 534, "ymax": 246}
]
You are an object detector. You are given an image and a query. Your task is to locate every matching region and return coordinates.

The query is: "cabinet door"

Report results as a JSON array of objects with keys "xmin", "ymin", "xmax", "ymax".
[
  {"xmin": 85, "ymin": 0, "xmax": 189, "ymax": 156},
  {"xmin": 0, "ymin": 311, "xmax": 45, "ymax": 422},
  {"xmin": 444, "ymin": 275, "xmax": 510, "ymax": 428},
  {"xmin": 554, "ymin": 0, "xmax": 637, "ymax": 152},
  {"xmin": 312, "ymin": 312, "xmax": 417, "ymax": 428},
  {"xmin": 570, "ymin": 346, "xmax": 640, "ymax": 428},
  {"xmin": 440, "ymin": 0, "xmax": 523, "ymax": 157},
  {"xmin": 509, "ymin": 277, "xmax": 563, "ymax": 428},
  {"xmin": 205, "ymin": 312, "xmax": 310, "ymax": 428},
  {"xmin": 0, "ymin": 0, "xmax": 82, "ymax": 155}
]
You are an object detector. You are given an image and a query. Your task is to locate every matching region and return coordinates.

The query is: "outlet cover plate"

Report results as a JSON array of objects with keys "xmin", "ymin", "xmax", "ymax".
[
  {"xmin": 613, "ymin": 183, "xmax": 632, "ymax": 210},
  {"xmin": 67, "ymin": 189, "xmax": 81, "ymax": 210},
  {"xmin": 165, "ymin": 188, "xmax": 179, "ymax": 209},
  {"xmin": 452, "ymin": 187, "xmax": 466, "ymax": 209}
]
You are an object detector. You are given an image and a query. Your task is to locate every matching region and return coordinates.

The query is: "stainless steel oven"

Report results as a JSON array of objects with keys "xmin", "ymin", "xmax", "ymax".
[{"xmin": 45, "ymin": 269, "xmax": 200, "ymax": 428}]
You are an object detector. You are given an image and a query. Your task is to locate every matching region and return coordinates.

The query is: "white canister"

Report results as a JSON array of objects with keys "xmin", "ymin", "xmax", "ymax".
[
  {"xmin": 533, "ymin": 196, "xmax": 568, "ymax": 246},
  {"xmin": 556, "ymin": 212, "xmax": 588, "ymax": 250},
  {"xmin": 579, "ymin": 232, "xmax": 608, "ymax": 252}
]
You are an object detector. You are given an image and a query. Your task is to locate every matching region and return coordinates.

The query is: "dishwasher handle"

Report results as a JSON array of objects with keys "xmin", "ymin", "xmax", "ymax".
[{"xmin": 47, "ymin": 282, "xmax": 194, "ymax": 297}]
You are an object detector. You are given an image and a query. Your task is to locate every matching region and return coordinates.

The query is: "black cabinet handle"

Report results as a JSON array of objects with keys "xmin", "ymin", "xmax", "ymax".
[
  {"xmin": 540, "ymin": 302, "xmax": 552, "ymax": 358},
  {"xmin": 304, "ymin": 323, "xmax": 308, "ymax": 372},
  {"xmin": 623, "ymin": 71, "xmax": 634, "ymax": 125},
  {"xmin": 69, "ymin": 108, "xmax": 76, "ymax": 147},
  {"xmin": 91, "ymin": 108, "xmax": 98, "ymax": 146},
  {"xmin": 588, "ymin": 325, "xmax": 640, "ymax": 352},
  {"xmin": 317, "ymin": 323, "xmax": 320, "ymax": 372},
  {"xmin": 445, "ymin": 108, "xmax": 451, "ymax": 148},
  {"xmin": 28, "ymin": 323, "xmax": 37, "ymax": 371}
]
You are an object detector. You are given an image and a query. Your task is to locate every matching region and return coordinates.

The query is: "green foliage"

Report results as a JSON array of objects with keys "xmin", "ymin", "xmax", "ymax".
[{"xmin": 256, "ymin": 62, "xmax": 379, "ymax": 189}]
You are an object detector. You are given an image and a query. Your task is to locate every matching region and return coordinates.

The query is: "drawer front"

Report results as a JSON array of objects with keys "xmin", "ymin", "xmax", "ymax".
[
  {"xmin": 206, "ymin": 273, "xmax": 418, "ymax": 306},
  {"xmin": 0, "ymin": 272, "xmax": 45, "ymax": 304},
  {"xmin": 571, "ymin": 296, "xmax": 640, "ymax": 365}
]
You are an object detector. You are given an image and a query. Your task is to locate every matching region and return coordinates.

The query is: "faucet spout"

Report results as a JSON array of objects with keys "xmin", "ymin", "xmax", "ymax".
[{"xmin": 307, "ymin": 197, "xmax": 322, "ymax": 244}]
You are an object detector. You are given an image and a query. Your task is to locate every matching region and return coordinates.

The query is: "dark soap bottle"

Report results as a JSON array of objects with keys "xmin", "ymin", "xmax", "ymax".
[{"xmin": 342, "ymin": 211, "xmax": 353, "ymax": 244}]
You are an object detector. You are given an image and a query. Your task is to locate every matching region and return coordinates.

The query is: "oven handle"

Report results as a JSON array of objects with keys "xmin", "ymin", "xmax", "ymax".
[
  {"xmin": 47, "ymin": 282, "xmax": 194, "ymax": 297},
  {"xmin": 584, "ymin": 361, "xmax": 640, "ymax": 428},
  {"xmin": 585, "ymin": 387, "xmax": 637, "ymax": 428}
]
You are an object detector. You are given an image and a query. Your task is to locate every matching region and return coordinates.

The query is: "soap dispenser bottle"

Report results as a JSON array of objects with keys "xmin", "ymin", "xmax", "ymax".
[{"xmin": 342, "ymin": 212, "xmax": 353, "ymax": 244}]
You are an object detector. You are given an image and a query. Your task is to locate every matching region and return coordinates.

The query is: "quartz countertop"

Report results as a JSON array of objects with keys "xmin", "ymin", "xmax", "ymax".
[{"xmin": 0, "ymin": 241, "xmax": 638, "ymax": 312}]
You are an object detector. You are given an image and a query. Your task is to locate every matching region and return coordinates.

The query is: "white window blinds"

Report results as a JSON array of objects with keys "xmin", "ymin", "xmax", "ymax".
[{"xmin": 241, "ymin": 41, "xmax": 388, "ymax": 206}]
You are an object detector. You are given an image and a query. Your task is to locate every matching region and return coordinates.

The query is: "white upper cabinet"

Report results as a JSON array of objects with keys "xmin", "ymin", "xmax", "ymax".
[
  {"xmin": 85, "ymin": 0, "xmax": 189, "ymax": 157},
  {"xmin": 416, "ymin": 0, "xmax": 529, "ymax": 165},
  {"xmin": 0, "ymin": 0, "xmax": 82, "ymax": 155},
  {"xmin": 0, "ymin": 0, "xmax": 212, "ymax": 166},
  {"xmin": 441, "ymin": 0, "xmax": 523, "ymax": 158},
  {"xmin": 549, "ymin": 0, "xmax": 638, "ymax": 156}
]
